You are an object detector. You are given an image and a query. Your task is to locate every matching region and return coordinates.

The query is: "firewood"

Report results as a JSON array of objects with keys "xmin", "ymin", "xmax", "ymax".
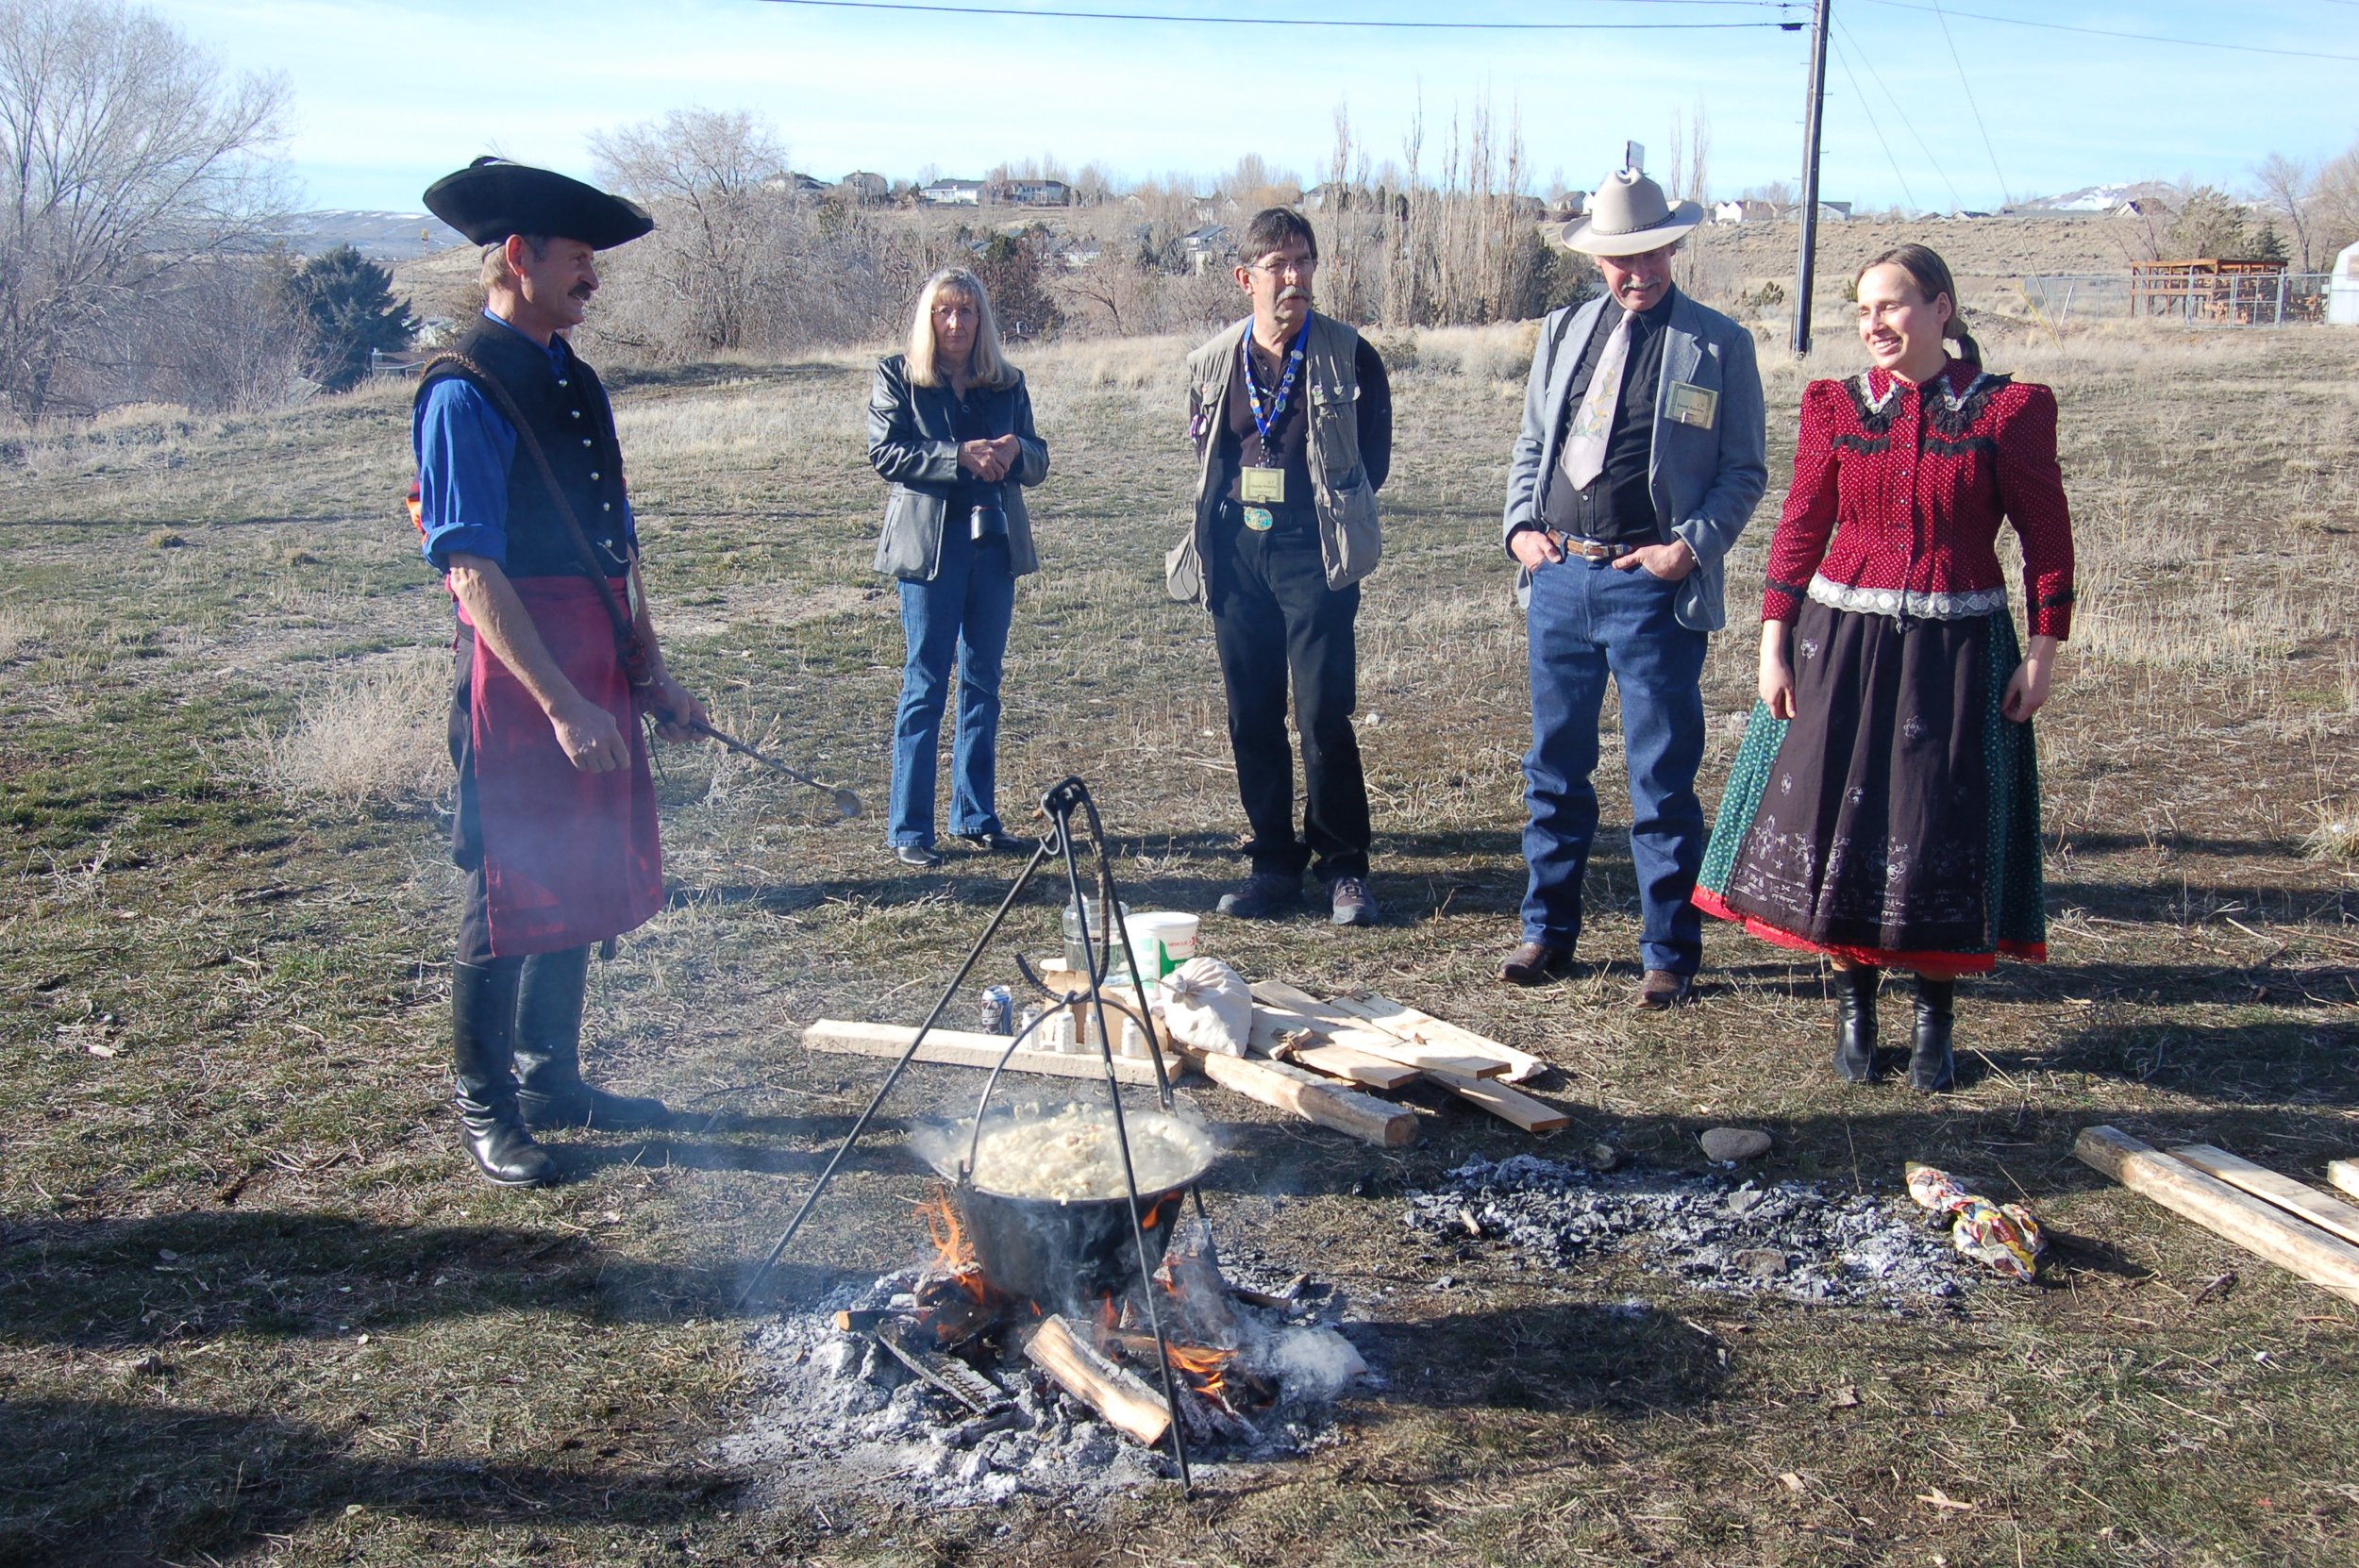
[
  {"xmin": 800, "ymin": 1019, "xmax": 1179, "ymax": 1086},
  {"xmin": 831, "ymin": 1308, "xmax": 893, "ymax": 1332},
  {"xmin": 2169, "ymin": 1145, "xmax": 2359, "ymax": 1250},
  {"xmin": 1327, "ymin": 990, "xmax": 1548, "ymax": 1084},
  {"xmin": 2331, "ymin": 1160, "xmax": 2359, "ymax": 1203},
  {"xmin": 1023, "ymin": 1314, "xmax": 1171, "ymax": 1446},
  {"xmin": 1422, "ymin": 1067, "xmax": 1571, "ymax": 1133},
  {"xmin": 1184, "ymin": 1046, "xmax": 1417, "ymax": 1147},
  {"xmin": 870, "ymin": 1320, "xmax": 1007, "ymax": 1415},
  {"xmin": 2075, "ymin": 1126, "xmax": 2359, "ymax": 1306},
  {"xmin": 1247, "ymin": 1005, "xmax": 1421, "ymax": 1090},
  {"xmin": 1248, "ymin": 982, "xmax": 1507, "ymax": 1078}
]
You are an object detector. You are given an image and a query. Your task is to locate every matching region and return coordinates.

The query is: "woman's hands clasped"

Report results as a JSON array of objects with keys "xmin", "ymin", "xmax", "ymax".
[{"xmin": 958, "ymin": 434, "xmax": 1021, "ymax": 483}]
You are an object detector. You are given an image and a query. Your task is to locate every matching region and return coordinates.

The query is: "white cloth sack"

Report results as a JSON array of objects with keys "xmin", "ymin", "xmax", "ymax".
[{"xmin": 1157, "ymin": 958, "xmax": 1251, "ymax": 1056}]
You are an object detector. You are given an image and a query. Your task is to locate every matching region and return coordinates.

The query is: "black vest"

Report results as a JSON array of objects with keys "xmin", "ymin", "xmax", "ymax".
[{"xmin": 417, "ymin": 318, "xmax": 632, "ymax": 579}]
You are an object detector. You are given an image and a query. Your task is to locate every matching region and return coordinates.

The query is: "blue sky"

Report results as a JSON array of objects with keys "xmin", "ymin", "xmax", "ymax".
[{"xmin": 157, "ymin": 0, "xmax": 2357, "ymax": 213}]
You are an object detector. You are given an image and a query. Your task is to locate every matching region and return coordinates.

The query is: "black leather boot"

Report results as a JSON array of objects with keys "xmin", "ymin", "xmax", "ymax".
[
  {"xmin": 513, "ymin": 946, "xmax": 669, "ymax": 1131},
  {"xmin": 1907, "ymin": 976, "xmax": 1957, "ymax": 1093},
  {"xmin": 452, "ymin": 960, "xmax": 556, "ymax": 1187},
  {"xmin": 1832, "ymin": 964, "xmax": 1881, "ymax": 1084}
]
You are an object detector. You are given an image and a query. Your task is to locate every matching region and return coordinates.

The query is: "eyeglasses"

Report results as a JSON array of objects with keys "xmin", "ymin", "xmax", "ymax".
[{"xmin": 1247, "ymin": 255, "xmax": 1317, "ymax": 278}]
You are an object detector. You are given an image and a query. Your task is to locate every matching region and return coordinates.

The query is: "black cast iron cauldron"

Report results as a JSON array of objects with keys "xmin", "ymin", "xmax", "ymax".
[{"xmin": 952, "ymin": 1161, "xmax": 1207, "ymax": 1316}]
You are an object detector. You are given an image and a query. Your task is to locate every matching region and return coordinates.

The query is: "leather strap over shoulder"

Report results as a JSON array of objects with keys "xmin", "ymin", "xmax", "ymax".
[{"xmin": 422, "ymin": 350, "xmax": 652, "ymax": 688}]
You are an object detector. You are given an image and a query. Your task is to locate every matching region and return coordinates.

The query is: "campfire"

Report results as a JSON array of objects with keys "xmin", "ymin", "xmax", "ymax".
[{"xmin": 839, "ymin": 1177, "xmax": 1319, "ymax": 1459}]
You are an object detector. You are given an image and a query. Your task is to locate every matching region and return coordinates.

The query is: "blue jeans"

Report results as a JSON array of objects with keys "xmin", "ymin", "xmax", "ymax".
[
  {"xmin": 889, "ymin": 532, "xmax": 1016, "ymax": 847},
  {"xmin": 1520, "ymin": 556, "xmax": 1710, "ymax": 974}
]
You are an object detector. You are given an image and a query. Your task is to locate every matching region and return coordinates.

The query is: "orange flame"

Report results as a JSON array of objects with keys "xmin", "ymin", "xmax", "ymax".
[
  {"xmin": 916, "ymin": 1188, "xmax": 974, "ymax": 1274},
  {"xmin": 1165, "ymin": 1342, "xmax": 1234, "ymax": 1400}
]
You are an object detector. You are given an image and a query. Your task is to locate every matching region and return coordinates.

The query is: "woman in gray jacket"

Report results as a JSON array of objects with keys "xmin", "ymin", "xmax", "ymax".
[{"xmin": 867, "ymin": 268, "xmax": 1048, "ymax": 866}]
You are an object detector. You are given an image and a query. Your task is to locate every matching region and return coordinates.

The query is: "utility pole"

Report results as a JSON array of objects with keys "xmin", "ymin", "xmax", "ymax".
[{"xmin": 1791, "ymin": 0, "xmax": 1832, "ymax": 356}]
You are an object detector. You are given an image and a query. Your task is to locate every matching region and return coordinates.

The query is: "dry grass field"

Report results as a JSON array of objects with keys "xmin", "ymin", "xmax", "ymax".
[{"xmin": 3, "ymin": 314, "xmax": 2356, "ymax": 1567}]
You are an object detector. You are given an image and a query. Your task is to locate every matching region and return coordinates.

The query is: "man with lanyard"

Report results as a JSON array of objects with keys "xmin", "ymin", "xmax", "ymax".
[
  {"xmin": 413, "ymin": 158, "xmax": 711, "ymax": 1187},
  {"xmin": 1176, "ymin": 208, "xmax": 1392, "ymax": 926},
  {"xmin": 1497, "ymin": 165, "xmax": 1765, "ymax": 1007}
]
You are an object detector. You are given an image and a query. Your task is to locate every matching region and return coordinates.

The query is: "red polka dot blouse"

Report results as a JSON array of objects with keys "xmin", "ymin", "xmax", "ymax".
[{"xmin": 1761, "ymin": 359, "xmax": 2076, "ymax": 639}]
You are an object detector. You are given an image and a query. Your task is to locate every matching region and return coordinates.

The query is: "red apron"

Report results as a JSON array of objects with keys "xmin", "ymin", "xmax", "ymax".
[{"xmin": 457, "ymin": 575, "xmax": 664, "ymax": 957}]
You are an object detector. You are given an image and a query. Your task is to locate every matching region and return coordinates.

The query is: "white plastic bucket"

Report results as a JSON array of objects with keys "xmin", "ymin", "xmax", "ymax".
[{"xmin": 1121, "ymin": 912, "xmax": 1199, "ymax": 981}]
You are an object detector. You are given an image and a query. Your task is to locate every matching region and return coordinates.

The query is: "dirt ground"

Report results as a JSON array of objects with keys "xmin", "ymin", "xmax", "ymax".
[{"xmin": 2, "ymin": 318, "xmax": 2356, "ymax": 1566}]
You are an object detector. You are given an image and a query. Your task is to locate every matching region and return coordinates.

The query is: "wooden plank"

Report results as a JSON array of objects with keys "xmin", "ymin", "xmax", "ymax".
[
  {"xmin": 1248, "ymin": 982, "xmax": 1507, "ymax": 1078},
  {"xmin": 1247, "ymin": 1005, "xmax": 1422, "ymax": 1091},
  {"xmin": 2075, "ymin": 1126, "xmax": 2359, "ymax": 1306},
  {"xmin": 2331, "ymin": 1160, "xmax": 2359, "ymax": 1204},
  {"xmin": 1424, "ymin": 1068, "xmax": 1571, "ymax": 1134},
  {"xmin": 1185, "ymin": 1047, "xmax": 1417, "ymax": 1147},
  {"xmin": 2171, "ymin": 1145, "xmax": 2359, "ymax": 1250},
  {"xmin": 801, "ymin": 1019, "xmax": 1179, "ymax": 1087},
  {"xmin": 1022, "ymin": 1315, "xmax": 1170, "ymax": 1447},
  {"xmin": 1328, "ymin": 990, "xmax": 1548, "ymax": 1085}
]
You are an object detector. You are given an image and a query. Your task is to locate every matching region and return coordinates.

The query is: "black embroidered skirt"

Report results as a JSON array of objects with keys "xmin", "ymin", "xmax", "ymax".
[{"xmin": 1694, "ymin": 599, "xmax": 2045, "ymax": 974}]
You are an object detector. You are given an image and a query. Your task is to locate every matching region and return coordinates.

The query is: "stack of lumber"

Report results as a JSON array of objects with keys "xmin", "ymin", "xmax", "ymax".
[
  {"xmin": 797, "ymin": 972, "xmax": 1567, "ymax": 1151},
  {"xmin": 2075, "ymin": 1127, "xmax": 2359, "ymax": 1305}
]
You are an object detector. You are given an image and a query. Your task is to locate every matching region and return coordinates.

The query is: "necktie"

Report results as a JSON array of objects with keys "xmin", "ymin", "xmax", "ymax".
[{"xmin": 1561, "ymin": 309, "xmax": 1633, "ymax": 492}]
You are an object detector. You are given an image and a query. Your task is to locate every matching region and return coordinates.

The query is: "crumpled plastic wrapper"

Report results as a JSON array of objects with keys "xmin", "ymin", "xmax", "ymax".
[{"xmin": 1904, "ymin": 1161, "xmax": 2047, "ymax": 1282}]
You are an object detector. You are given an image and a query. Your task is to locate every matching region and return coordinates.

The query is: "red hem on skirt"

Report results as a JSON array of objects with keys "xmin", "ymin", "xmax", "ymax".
[{"xmin": 1691, "ymin": 886, "xmax": 2044, "ymax": 976}]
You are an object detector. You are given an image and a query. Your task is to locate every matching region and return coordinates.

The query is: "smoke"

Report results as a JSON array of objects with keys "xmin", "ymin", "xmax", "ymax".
[{"xmin": 1255, "ymin": 1326, "xmax": 1369, "ymax": 1399}]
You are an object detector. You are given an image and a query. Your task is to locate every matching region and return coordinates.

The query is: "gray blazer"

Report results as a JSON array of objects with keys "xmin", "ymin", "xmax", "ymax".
[
  {"xmin": 867, "ymin": 354, "xmax": 1049, "ymax": 581},
  {"xmin": 1501, "ymin": 291, "xmax": 1767, "ymax": 632}
]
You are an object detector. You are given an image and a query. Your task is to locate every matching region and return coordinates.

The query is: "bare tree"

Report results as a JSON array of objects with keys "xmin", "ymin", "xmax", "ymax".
[
  {"xmin": 0, "ymin": 0, "xmax": 286, "ymax": 423},
  {"xmin": 2317, "ymin": 140, "xmax": 2359, "ymax": 260},
  {"xmin": 2250, "ymin": 153, "xmax": 2317, "ymax": 271},
  {"xmin": 590, "ymin": 108, "xmax": 790, "ymax": 355}
]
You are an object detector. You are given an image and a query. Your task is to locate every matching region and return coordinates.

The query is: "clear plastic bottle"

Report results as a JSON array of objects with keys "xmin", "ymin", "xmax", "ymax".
[{"xmin": 1060, "ymin": 895, "xmax": 1129, "ymax": 976}]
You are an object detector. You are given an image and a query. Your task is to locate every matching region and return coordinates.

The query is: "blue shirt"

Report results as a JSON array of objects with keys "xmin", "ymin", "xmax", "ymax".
[{"xmin": 414, "ymin": 310, "xmax": 638, "ymax": 571}]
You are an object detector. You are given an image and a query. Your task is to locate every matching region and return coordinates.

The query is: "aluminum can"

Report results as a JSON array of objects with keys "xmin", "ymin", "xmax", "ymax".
[{"xmin": 979, "ymin": 984, "xmax": 1013, "ymax": 1036}]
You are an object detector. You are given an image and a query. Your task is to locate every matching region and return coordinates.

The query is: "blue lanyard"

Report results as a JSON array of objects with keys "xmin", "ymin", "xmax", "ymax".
[{"xmin": 1240, "ymin": 316, "xmax": 1310, "ymax": 445}]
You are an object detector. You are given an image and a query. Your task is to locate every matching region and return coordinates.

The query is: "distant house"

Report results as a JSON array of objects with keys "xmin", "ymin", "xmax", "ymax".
[
  {"xmin": 1549, "ymin": 191, "xmax": 1588, "ymax": 222},
  {"xmin": 838, "ymin": 171, "xmax": 889, "ymax": 203},
  {"xmin": 989, "ymin": 178, "xmax": 1073, "ymax": 207},
  {"xmin": 763, "ymin": 171, "xmax": 830, "ymax": 197},
  {"xmin": 1777, "ymin": 200, "xmax": 1850, "ymax": 223},
  {"xmin": 920, "ymin": 178, "xmax": 985, "ymax": 206},
  {"xmin": 1180, "ymin": 223, "xmax": 1230, "ymax": 274},
  {"xmin": 2115, "ymin": 198, "xmax": 2169, "ymax": 220},
  {"xmin": 1713, "ymin": 199, "xmax": 1778, "ymax": 225},
  {"xmin": 1056, "ymin": 240, "xmax": 1103, "ymax": 269}
]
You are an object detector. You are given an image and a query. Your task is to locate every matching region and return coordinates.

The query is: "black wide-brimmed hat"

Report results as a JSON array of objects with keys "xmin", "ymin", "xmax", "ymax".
[{"xmin": 424, "ymin": 157, "xmax": 654, "ymax": 249}]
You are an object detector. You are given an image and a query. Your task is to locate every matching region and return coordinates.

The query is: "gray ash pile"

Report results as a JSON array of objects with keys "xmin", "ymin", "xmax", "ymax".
[
  {"xmin": 1405, "ymin": 1153, "xmax": 1970, "ymax": 1308},
  {"xmin": 719, "ymin": 1251, "xmax": 1369, "ymax": 1510}
]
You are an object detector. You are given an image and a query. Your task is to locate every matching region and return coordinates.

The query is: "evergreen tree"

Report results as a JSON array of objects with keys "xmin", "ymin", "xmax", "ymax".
[
  {"xmin": 2250, "ymin": 220, "xmax": 2290, "ymax": 266},
  {"xmin": 2166, "ymin": 187, "xmax": 2254, "ymax": 261},
  {"xmin": 290, "ymin": 245, "xmax": 414, "ymax": 392}
]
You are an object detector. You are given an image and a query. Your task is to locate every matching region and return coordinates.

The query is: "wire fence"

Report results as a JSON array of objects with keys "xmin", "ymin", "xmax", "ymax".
[{"xmin": 2020, "ymin": 273, "xmax": 2335, "ymax": 327}]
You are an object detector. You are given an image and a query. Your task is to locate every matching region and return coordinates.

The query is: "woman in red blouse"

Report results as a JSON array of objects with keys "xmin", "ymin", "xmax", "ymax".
[{"xmin": 1694, "ymin": 245, "xmax": 2074, "ymax": 1092}]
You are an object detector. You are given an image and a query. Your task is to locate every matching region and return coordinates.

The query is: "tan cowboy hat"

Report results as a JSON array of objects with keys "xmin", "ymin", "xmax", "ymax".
[{"xmin": 1562, "ymin": 169, "xmax": 1701, "ymax": 256}]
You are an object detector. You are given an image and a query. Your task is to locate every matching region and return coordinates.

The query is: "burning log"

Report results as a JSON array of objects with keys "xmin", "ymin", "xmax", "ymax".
[
  {"xmin": 871, "ymin": 1318, "xmax": 1010, "ymax": 1415},
  {"xmin": 1022, "ymin": 1313, "xmax": 1173, "ymax": 1446}
]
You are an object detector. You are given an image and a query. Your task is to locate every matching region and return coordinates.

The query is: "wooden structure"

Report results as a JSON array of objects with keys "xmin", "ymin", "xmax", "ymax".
[{"xmin": 2130, "ymin": 259, "xmax": 2295, "ymax": 325}]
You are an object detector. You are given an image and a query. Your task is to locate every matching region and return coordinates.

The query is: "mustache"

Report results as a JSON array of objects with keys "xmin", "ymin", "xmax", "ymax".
[{"xmin": 1278, "ymin": 286, "xmax": 1311, "ymax": 304}]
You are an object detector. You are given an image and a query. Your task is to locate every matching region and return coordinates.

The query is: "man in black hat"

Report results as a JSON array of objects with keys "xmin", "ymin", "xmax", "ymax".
[{"xmin": 414, "ymin": 158, "xmax": 710, "ymax": 1187}]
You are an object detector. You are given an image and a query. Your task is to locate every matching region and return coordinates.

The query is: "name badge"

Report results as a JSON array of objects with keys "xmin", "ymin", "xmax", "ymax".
[
  {"xmin": 1667, "ymin": 381, "xmax": 1718, "ymax": 429},
  {"xmin": 1240, "ymin": 465, "xmax": 1287, "ymax": 504}
]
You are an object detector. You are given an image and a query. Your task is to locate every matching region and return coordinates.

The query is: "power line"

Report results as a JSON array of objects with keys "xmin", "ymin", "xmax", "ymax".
[
  {"xmin": 1926, "ymin": 0, "xmax": 2010, "ymax": 207},
  {"xmin": 1826, "ymin": 28, "xmax": 1919, "ymax": 213},
  {"xmin": 1857, "ymin": 0, "xmax": 2359, "ymax": 63},
  {"xmin": 748, "ymin": 0, "xmax": 1799, "ymax": 29},
  {"xmin": 1832, "ymin": 14, "xmax": 1960, "ymax": 212}
]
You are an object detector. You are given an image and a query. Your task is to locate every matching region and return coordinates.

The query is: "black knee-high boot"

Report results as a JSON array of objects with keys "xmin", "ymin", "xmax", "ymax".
[
  {"xmin": 513, "ymin": 946, "xmax": 669, "ymax": 1131},
  {"xmin": 1832, "ymin": 964, "xmax": 1880, "ymax": 1084},
  {"xmin": 451, "ymin": 959, "xmax": 556, "ymax": 1187},
  {"xmin": 1907, "ymin": 976, "xmax": 1957, "ymax": 1093}
]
